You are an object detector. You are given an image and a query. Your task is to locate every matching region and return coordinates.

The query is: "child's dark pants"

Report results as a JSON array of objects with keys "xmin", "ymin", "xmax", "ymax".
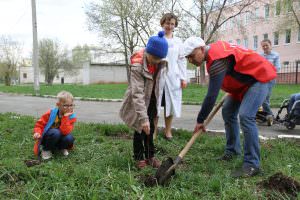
[
  {"xmin": 42, "ymin": 128, "xmax": 74, "ymax": 151},
  {"xmin": 133, "ymin": 92, "xmax": 157, "ymax": 161}
]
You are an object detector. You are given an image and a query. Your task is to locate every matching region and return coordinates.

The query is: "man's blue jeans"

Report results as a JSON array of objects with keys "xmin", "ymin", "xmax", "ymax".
[
  {"xmin": 222, "ymin": 82, "xmax": 269, "ymax": 168},
  {"xmin": 42, "ymin": 128, "xmax": 74, "ymax": 151},
  {"xmin": 262, "ymin": 79, "xmax": 275, "ymax": 116}
]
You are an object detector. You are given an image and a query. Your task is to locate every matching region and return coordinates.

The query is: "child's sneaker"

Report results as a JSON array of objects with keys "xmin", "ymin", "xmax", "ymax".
[
  {"xmin": 135, "ymin": 160, "xmax": 147, "ymax": 169},
  {"xmin": 146, "ymin": 157, "xmax": 161, "ymax": 168},
  {"xmin": 62, "ymin": 149, "xmax": 69, "ymax": 156},
  {"xmin": 41, "ymin": 150, "xmax": 52, "ymax": 160}
]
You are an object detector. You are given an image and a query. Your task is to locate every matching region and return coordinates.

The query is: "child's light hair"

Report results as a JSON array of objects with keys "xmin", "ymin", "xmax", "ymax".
[{"xmin": 57, "ymin": 91, "xmax": 73, "ymax": 102}]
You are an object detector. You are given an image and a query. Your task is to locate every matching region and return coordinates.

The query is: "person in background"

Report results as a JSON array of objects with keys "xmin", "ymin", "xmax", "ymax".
[
  {"xmin": 154, "ymin": 13, "xmax": 187, "ymax": 140},
  {"xmin": 260, "ymin": 39, "xmax": 281, "ymax": 123},
  {"xmin": 119, "ymin": 31, "xmax": 168, "ymax": 169},
  {"xmin": 287, "ymin": 93, "xmax": 300, "ymax": 114},
  {"xmin": 33, "ymin": 91, "xmax": 76, "ymax": 160},
  {"xmin": 183, "ymin": 37, "xmax": 276, "ymax": 178}
]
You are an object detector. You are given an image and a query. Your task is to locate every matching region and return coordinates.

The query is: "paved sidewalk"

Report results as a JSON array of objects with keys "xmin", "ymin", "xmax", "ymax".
[{"xmin": 0, "ymin": 93, "xmax": 299, "ymax": 138}]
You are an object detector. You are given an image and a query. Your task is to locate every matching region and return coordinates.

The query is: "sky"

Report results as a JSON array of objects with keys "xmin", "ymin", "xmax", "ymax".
[{"xmin": 0, "ymin": 0, "xmax": 99, "ymax": 57}]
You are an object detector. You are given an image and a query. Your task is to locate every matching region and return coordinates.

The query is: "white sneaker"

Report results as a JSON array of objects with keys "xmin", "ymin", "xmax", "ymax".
[
  {"xmin": 62, "ymin": 149, "xmax": 69, "ymax": 156},
  {"xmin": 41, "ymin": 150, "xmax": 52, "ymax": 160}
]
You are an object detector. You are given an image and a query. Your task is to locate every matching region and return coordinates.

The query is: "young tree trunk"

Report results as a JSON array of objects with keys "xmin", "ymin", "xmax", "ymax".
[{"xmin": 4, "ymin": 72, "xmax": 11, "ymax": 86}]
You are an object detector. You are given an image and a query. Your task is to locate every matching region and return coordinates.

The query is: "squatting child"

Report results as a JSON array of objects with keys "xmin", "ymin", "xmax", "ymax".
[
  {"xmin": 33, "ymin": 90, "xmax": 77, "ymax": 160},
  {"xmin": 120, "ymin": 31, "xmax": 168, "ymax": 169}
]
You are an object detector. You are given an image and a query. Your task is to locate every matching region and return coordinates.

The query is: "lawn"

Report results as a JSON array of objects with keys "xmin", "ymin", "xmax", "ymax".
[
  {"xmin": 0, "ymin": 83, "xmax": 299, "ymax": 107},
  {"xmin": 0, "ymin": 113, "xmax": 299, "ymax": 199}
]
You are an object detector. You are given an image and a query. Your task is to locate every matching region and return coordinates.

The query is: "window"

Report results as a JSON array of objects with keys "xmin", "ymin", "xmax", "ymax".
[
  {"xmin": 264, "ymin": 4, "xmax": 269, "ymax": 18},
  {"xmin": 56, "ymin": 74, "xmax": 59, "ymax": 79},
  {"xmin": 236, "ymin": 39, "xmax": 241, "ymax": 45},
  {"xmin": 285, "ymin": 29, "xmax": 291, "ymax": 43},
  {"xmin": 274, "ymin": 31, "xmax": 279, "ymax": 45},
  {"xmin": 263, "ymin": 33, "xmax": 268, "ymax": 39},
  {"xmin": 244, "ymin": 12, "xmax": 250, "ymax": 25},
  {"xmin": 255, "ymin": 8, "xmax": 260, "ymax": 20},
  {"xmin": 298, "ymin": 27, "xmax": 300, "ymax": 42},
  {"xmin": 275, "ymin": 0, "xmax": 281, "ymax": 15},
  {"xmin": 243, "ymin": 38, "xmax": 249, "ymax": 48},
  {"xmin": 228, "ymin": 40, "xmax": 233, "ymax": 44},
  {"xmin": 23, "ymin": 73, "xmax": 27, "ymax": 79},
  {"xmin": 253, "ymin": 35, "xmax": 258, "ymax": 49}
]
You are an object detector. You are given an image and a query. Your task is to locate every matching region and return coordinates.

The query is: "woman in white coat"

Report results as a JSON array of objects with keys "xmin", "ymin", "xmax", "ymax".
[{"xmin": 156, "ymin": 13, "xmax": 187, "ymax": 140}]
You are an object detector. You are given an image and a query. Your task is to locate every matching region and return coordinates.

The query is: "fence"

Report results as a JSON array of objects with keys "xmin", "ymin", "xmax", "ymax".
[
  {"xmin": 191, "ymin": 61, "xmax": 300, "ymax": 84},
  {"xmin": 276, "ymin": 61, "xmax": 300, "ymax": 84}
]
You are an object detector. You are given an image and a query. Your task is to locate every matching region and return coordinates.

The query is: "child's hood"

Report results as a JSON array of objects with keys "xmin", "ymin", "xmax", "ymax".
[{"xmin": 130, "ymin": 49, "xmax": 145, "ymax": 65}]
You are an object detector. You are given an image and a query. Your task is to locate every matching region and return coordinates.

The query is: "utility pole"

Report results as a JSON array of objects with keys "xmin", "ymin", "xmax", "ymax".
[{"xmin": 31, "ymin": 0, "xmax": 40, "ymax": 95}]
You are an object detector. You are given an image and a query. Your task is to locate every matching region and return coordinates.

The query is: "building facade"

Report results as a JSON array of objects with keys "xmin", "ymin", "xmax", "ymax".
[{"xmin": 217, "ymin": 0, "xmax": 300, "ymax": 67}]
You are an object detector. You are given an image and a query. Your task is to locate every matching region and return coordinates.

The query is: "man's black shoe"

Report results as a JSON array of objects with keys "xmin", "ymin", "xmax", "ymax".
[
  {"xmin": 216, "ymin": 153, "xmax": 234, "ymax": 161},
  {"xmin": 231, "ymin": 166, "xmax": 261, "ymax": 178}
]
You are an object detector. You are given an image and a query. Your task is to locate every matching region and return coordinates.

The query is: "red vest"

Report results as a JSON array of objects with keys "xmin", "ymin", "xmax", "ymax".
[{"xmin": 206, "ymin": 41, "xmax": 277, "ymax": 101}]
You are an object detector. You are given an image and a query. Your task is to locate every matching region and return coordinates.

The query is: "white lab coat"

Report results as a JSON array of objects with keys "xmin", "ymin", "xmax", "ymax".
[{"xmin": 157, "ymin": 36, "xmax": 187, "ymax": 118}]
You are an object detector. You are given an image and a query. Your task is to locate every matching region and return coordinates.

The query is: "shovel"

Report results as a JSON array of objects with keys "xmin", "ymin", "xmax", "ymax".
[{"xmin": 155, "ymin": 94, "xmax": 228, "ymax": 185}]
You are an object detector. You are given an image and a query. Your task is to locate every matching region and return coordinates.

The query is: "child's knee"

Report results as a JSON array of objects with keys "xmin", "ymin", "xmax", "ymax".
[
  {"xmin": 45, "ymin": 129, "xmax": 61, "ymax": 139},
  {"xmin": 63, "ymin": 134, "xmax": 75, "ymax": 144}
]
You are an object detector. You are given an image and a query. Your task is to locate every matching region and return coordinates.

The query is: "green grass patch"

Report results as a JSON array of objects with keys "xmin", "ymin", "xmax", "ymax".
[
  {"xmin": 0, "ymin": 83, "xmax": 299, "ymax": 106},
  {"xmin": 0, "ymin": 84, "xmax": 128, "ymax": 99},
  {"xmin": 0, "ymin": 113, "xmax": 299, "ymax": 199}
]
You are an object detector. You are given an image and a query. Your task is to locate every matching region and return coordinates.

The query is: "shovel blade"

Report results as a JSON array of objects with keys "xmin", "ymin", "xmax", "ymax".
[{"xmin": 155, "ymin": 157, "xmax": 175, "ymax": 185}]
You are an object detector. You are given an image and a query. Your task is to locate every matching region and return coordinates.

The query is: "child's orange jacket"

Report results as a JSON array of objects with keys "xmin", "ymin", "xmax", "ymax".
[{"xmin": 33, "ymin": 107, "xmax": 77, "ymax": 155}]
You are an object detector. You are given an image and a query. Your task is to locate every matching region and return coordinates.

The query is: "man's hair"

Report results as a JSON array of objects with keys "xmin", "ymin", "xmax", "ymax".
[
  {"xmin": 57, "ymin": 91, "xmax": 73, "ymax": 102},
  {"xmin": 160, "ymin": 13, "xmax": 178, "ymax": 27},
  {"xmin": 261, "ymin": 39, "xmax": 272, "ymax": 45}
]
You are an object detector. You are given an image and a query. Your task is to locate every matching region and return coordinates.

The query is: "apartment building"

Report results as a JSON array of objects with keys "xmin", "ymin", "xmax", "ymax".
[{"xmin": 217, "ymin": 0, "xmax": 300, "ymax": 67}]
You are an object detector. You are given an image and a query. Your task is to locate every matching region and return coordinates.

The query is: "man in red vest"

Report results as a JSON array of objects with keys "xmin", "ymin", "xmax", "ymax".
[{"xmin": 183, "ymin": 37, "xmax": 277, "ymax": 178}]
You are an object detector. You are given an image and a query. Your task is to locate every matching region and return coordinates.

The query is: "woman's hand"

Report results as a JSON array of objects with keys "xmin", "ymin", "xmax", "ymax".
[{"xmin": 181, "ymin": 80, "xmax": 187, "ymax": 89}]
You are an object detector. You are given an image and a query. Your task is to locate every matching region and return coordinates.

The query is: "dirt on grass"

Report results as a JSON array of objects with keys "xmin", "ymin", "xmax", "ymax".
[
  {"xmin": 109, "ymin": 133, "xmax": 132, "ymax": 140},
  {"xmin": 137, "ymin": 174, "xmax": 158, "ymax": 187},
  {"xmin": 258, "ymin": 172, "xmax": 300, "ymax": 199}
]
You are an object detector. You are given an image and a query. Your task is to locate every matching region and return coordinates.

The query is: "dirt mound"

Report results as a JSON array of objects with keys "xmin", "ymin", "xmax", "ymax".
[
  {"xmin": 258, "ymin": 172, "xmax": 300, "ymax": 198},
  {"xmin": 138, "ymin": 174, "xmax": 157, "ymax": 187}
]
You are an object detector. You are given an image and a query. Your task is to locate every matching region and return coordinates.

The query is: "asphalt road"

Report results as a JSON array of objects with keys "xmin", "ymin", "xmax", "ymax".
[{"xmin": 1, "ymin": 93, "xmax": 299, "ymax": 138}]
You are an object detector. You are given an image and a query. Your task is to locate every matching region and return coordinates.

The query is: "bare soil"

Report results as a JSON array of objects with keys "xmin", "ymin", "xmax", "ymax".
[
  {"xmin": 137, "ymin": 174, "xmax": 158, "ymax": 187},
  {"xmin": 258, "ymin": 172, "xmax": 300, "ymax": 199}
]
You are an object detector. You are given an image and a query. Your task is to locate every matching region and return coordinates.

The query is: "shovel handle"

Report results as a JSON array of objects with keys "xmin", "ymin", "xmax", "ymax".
[{"xmin": 177, "ymin": 94, "xmax": 228, "ymax": 159}]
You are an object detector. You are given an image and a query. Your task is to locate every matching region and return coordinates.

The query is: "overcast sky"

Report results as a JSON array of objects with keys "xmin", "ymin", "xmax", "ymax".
[{"xmin": 0, "ymin": 0, "xmax": 99, "ymax": 57}]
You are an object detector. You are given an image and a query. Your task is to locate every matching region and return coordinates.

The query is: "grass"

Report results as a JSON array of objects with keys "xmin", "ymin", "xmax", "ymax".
[
  {"xmin": 0, "ymin": 83, "xmax": 299, "ymax": 107},
  {"xmin": 0, "ymin": 113, "xmax": 299, "ymax": 199}
]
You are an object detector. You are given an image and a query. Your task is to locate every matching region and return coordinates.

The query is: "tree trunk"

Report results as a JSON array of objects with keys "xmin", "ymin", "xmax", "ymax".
[
  {"xmin": 121, "ymin": 18, "xmax": 131, "ymax": 83},
  {"xmin": 4, "ymin": 72, "xmax": 11, "ymax": 86},
  {"xmin": 199, "ymin": 0, "xmax": 206, "ymax": 85}
]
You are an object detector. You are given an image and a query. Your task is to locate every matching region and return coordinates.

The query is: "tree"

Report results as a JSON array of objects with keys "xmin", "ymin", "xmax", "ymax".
[
  {"xmin": 72, "ymin": 44, "xmax": 91, "ymax": 66},
  {"xmin": 178, "ymin": 0, "xmax": 256, "ymax": 84},
  {"xmin": 38, "ymin": 39, "xmax": 73, "ymax": 85},
  {"xmin": 86, "ymin": 0, "xmax": 162, "ymax": 81},
  {"xmin": 0, "ymin": 36, "xmax": 22, "ymax": 86},
  {"xmin": 275, "ymin": 0, "xmax": 300, "ymax": 30}
]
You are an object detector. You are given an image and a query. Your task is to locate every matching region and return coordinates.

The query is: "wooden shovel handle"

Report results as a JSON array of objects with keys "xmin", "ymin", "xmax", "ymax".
[{"xmin": 178, "ymin": 94, "xmax": 228, "ymax": 159}]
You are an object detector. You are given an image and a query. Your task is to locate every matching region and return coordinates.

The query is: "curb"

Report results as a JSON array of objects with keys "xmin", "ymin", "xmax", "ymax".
[{"xmin": 23, "ymin": 93, "xmax": 123, "ymax": 102}]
